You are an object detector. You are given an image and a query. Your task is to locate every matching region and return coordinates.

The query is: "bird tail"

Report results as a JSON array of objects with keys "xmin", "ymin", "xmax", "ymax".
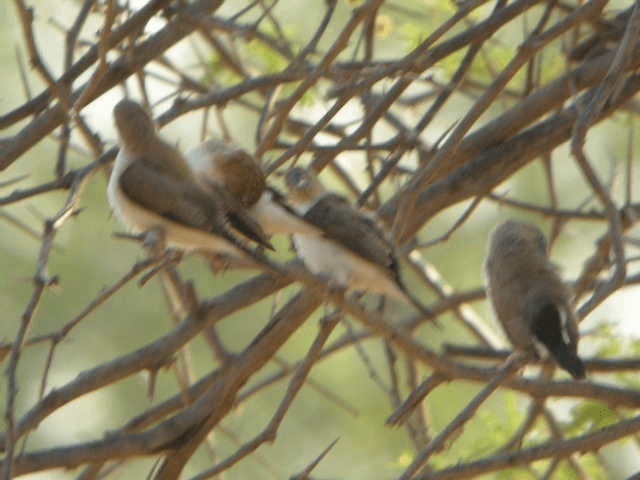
[
  {"xmin": 549, "ymin": 347, "xmax": 586, "ymax": 380},
  {"xmin": 226, "ymin": 211, "xmax": 275, "ymax": 250},
  {"xmin": 530, "ymin": 303, "xmax": 586, "ymax": 380}
]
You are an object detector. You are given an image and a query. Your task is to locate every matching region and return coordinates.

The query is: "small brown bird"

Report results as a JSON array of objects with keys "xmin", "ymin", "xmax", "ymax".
[
  {"xmin": 284, "ymin": 167, "xmax": 431, "ymax": 318},
  {"xmin": 107, "ymin": 100, "xmax": 272, "ymax": 257},
  {"xmin": 485, "ymin": 220, "xmax": 586, "ymax": 379},
  {"xmin": 185, "ymin": 140, "xmax": 319, "ymax": 237}
]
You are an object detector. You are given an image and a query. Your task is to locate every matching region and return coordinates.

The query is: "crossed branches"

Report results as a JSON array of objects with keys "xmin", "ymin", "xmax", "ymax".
[{"xmin": 1, "ymin": 0, "xmax": 639, "ymax": 479}]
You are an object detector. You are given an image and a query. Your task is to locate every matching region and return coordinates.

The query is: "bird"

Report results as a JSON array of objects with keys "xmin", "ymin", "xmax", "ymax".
[
  {"xmin": 484, "ymin": 220, "xmax": 586, "ymax": 379},
  {"xmin": 284, "ymin": 166, "xmax": 432, "ymax": 318},
  {"xmin": 185, "ymin": 139, "xmax": 320, "ymax": 237},
  {"xmin": 107, "ymin": 99, "xmax": 273, "ymax": 260}
]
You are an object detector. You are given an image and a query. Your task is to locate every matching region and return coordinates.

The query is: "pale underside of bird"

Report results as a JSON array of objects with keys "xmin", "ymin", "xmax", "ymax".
[
  {"xmin": 284, "ymin": 168, "xmax": 431, "ymax": 317},
  {"xmin": 292, "ymin": 195, "xmax": 409, "ymax": 300},
  {"xmin": 185, "ymin": 139, "xmax": 319, "ymax": 237},
  {"xmin": 107, "ymin": 100, "xmax": 272, "ymax": 262},
  {"xmin": 485, "ymin": 220, "xmax": 586, "ymax": 379}
]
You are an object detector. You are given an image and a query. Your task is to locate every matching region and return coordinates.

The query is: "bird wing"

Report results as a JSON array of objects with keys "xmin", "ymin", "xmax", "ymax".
[
  {"xmin": 303, "ymin": 194, "xmax": 400, "ymax": 282},
  {"xmin": 119, "ymin": 158, "xmax": 272, "ymax": 249},
  {"xmin": 120, "ymin": 158, "xmax": 220, "ymax": 230}
]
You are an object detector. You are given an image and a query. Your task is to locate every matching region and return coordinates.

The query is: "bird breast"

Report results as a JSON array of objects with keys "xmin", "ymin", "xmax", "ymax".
[
  {"xmin": 293, "ymin": 234, "xmax": 405, "ymax": 299},
  {"xmin": 485, "ymin": 266, "xmax": 533, "ymax": 351},
  {"xmin": 107, "ymin": 149, "xmax": 136, "ymax": 228}
]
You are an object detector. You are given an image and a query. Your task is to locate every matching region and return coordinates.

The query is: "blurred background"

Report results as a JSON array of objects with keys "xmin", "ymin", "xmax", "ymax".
[{"xmin": 1, "ymin": 0, "xmax": 640, "ymax": 478}]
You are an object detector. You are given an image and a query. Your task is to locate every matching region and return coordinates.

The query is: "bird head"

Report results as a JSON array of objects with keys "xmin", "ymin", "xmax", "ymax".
[
  {"xmin": 284, "ymin": 167, "xmax": 324, "ymax": 210},
  {"xmin": 489, "ymin": 220, "xmax": 548, "ymax": 259},
  {"xmin": 113, "ymin": 100, "xmax": 157, "ymax": 155}
]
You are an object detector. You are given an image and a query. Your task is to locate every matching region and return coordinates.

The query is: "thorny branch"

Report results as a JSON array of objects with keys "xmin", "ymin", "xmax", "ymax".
[{"xmin": 1, "ymin": 0, "xmax": 639, "ymax": 479}]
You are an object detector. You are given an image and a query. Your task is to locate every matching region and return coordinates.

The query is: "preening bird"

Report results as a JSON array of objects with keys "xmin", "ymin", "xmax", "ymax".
[
  {"xmin": 185, "ymin": 139, "xmax": 319, "ymax": 237},
  {"xmin": 284, "ymin": 167, "xmax": 431, "ymax": 317},
  {"xmin": 107, "ymin": 100, "xmax": 273, "ymax": 259},
  {"xmin": 485, "ymin": 220, "xmax": 586, "ymax": 379}
]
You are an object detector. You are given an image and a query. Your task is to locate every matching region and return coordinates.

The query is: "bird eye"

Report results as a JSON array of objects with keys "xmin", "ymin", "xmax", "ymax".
[{"xmin": 285, "ymin": 168, "xmax": 307, "ymax": 189}]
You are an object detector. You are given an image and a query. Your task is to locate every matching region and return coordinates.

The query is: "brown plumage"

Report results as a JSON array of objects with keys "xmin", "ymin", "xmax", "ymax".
[
  {"xmin": 303, "ymin": 193, "xmax": 402, "ymax": 287},
  {"xmin": 485, "ymin": 220, "xmax": 586, "ymax": 379},
  {"xmin": 185, "ymin": 140, "xmax": 319, "ymax": 236},
  {"xmin": 108, "ymin": 100, "xmax": 272, "ymax": 255},
  {"xmin": 285, "ymin": 168, "xmax": 432, "ymax": 321}
]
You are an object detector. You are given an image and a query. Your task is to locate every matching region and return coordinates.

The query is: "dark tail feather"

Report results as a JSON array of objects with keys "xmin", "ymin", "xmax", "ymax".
[
  {"xmin": 531, "ymin": 303, "xmax": 586, "ymax": 380},
  {"xmin": 227, "ymin": 211, "xmax": 275, "ymax": 250},
  {"xmin": 549, "ymin": 347, "xmax": 586, "ymax": 380}
]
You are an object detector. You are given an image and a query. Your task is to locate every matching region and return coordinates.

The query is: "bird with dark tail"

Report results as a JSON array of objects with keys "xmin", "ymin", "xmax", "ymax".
[
  {"xmin": 284, "ymin": 167, "xmax": 433, "ymax": 322},
  {"xmin": 485, "ymin": 220, "xmax": 586, "ymax": 379},
  {"xmin": 107, "ymin": 99, "xmax": 273, "ymax": 260}
]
